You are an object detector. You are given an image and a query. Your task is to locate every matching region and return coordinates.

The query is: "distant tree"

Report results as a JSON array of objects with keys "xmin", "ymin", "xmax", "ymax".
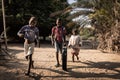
[
  {"xmin": 90, "ymin": 0, "xmax": 120, "ymax": 53},
  {"xmin": 0, "ymin": 0, "xmax": 68, "ymax": 41},
  {"xmin": 51, "ymin": 0, "xmax": 120, "ymax": 53}
]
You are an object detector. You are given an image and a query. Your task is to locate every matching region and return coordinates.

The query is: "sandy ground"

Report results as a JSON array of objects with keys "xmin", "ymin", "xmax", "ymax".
[{"xmin": 0, "ymin": 43, "xmax": 120, "ymax": 80}]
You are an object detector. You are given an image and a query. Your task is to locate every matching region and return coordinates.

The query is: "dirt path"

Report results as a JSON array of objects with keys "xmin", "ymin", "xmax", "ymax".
[{"xmin": 0, "ymin": 43, "xmax": 120, "ymax": 80}]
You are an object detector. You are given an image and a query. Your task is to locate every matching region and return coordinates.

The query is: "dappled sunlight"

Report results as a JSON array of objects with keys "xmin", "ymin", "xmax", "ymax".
[{"xmin": 1, "ymin": 43, "xmax": 120, "ymax": 80}]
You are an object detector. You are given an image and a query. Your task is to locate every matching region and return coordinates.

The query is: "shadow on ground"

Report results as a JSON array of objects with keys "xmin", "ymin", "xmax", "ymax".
[
  {"xmin": 0, "ymin": 59, "xmax": 42, "ymax": 80},
  {"xmin": 34, "ymin": 61, "xmax": 120, "ymax": 79}
]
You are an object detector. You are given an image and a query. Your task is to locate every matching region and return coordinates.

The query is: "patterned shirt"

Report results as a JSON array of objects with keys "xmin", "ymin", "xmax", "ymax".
[{"xmin": 17, "ymin": 25, "xmax": 39, "ymax": 42}]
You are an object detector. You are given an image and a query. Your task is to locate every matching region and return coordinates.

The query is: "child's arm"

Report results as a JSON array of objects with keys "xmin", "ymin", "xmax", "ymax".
[
  {"xmin": 79, "ymin": 36, "xmax": 82, "ymax": 47},
  {"xmin": 51, "ymin": 27, "xmax": 55, "ymax": 46},
  {"xmin": 63, "ymin": 27, "xmax": 66, "ymax": 43},
  {"xmin": 17, "ymin": 26, "xmax": 25, "ymax": 38},
  {"xmin": 35, "ymin": 28, "xmax": 40, "ymax": 47},
  {"xmin": 68, "ymin": 36, "xmax": 72, "ymax": 47}
]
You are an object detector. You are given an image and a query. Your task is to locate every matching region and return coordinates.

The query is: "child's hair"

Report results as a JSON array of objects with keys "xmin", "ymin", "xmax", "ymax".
[
  {"xmin": 72, "ymin": 29, "xmax": 78, "ymax": 35},
  {"xmin": 56, "ymin": 18, "xmax": 61, "ymax": 22},
  {"xmin": 29, "ymin": 16, "xmax": 37, "ymax": 25},
  {"xmin": 56, "ymin": 18, "xmax": 62, "ymax": 24}
]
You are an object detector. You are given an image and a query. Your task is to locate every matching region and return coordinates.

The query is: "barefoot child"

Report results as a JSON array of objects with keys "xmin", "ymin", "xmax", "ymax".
[
  {"xmin": 17, "ymin": 16, "xmax": 39, "ymax": 75},
  {"xmin": 51, "ymin": 18, "xmax": 66, "ymax": 67},
  {"xmin": 68, "ymin": 29, "xmax": 82, "ymax": 62}
]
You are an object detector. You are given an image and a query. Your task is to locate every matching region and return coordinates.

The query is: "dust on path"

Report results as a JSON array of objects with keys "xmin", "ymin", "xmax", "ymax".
[{"xmin": 0, "ymin": 43, "xmax": 120, "ymax": 80}]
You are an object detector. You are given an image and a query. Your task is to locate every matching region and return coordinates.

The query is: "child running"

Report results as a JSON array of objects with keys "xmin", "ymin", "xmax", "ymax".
[
  {"xmin": 68, "ymin": 29, "xmax": 82, "ymax": 62},
  {"xmin": 17, "ymin": 16, "xmax": 39, "ymax": 75}
]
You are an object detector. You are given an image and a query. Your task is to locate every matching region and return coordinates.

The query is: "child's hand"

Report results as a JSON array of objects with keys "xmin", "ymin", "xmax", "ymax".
[
  {"xmin": 68, "ymin": 45, "xmax": 71, "ymax": 48},
  {"xmin": 51, "ymin": 41, "xmax": 54, "ymax": 46},
  {"xmin": 63, "ymin": 42, "xmax": 66, "ymax": 46},
  {"xmin": 18, "ymin": 34, "xmax": 24, "ymax": 38},
  {"xmin": 79, "ymin": 44, "xmax": 81, "ymax": 47}
]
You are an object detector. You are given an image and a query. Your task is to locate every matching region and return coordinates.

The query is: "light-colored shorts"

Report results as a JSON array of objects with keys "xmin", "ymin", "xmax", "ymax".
[{"xmin": 24, "ymin": 43, "xmax": 35, "ymax": 56}]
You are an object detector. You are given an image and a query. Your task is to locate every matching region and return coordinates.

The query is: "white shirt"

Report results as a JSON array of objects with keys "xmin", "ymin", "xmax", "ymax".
[{"xmin": 68, "ymin": 35, "xmax": 82, "ymax": 47}]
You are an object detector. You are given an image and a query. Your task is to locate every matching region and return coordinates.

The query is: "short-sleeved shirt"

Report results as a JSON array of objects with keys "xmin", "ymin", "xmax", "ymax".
[
  {"xmin": 52, "ymin": 26, "xmax": 66, "ymax": 42},
  {"xmin": 68, "ymin": 35, "xmax": 82, "ymax": 48},
  {"xmin": 17, "ymin": 25, "xmax": 39, "ymax": 42}
]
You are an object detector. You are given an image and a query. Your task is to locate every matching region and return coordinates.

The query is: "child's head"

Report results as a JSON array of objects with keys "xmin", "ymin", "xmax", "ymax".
[
  {"xmin": 56, "ymin": 18, "xmax": 62, "ymax": 26},
  {"xmin": 72, "ymin": 29, "xmax": 78, "ymax": 35},
  {"xmin": 29, "ymin": 16, "xmax": 37, "ymax": 27}
]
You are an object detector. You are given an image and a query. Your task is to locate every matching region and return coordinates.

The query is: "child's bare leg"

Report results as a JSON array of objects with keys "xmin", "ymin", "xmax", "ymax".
[
  {"xmin": 76, "ymin": 55, "xmax": 79, "ymax": 60},
  {"xmin": 72, "ymin": 54, "xmax": 74, "ymax": 62},
  {"xmin": 76, "ymin": 53, "xmax": 79, "ymax": 60},
  {"xmin": 75, "ymin": 53, "xmax": 79, "ymax": 60},
  {"xmin": 25, "ymin": 54, "xmax": 32, "ymax": 75}
]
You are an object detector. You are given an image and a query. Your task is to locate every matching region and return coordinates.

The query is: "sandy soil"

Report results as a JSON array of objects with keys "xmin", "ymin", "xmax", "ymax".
[{"xmin": 0, "ymin": 43, "xmax": 120, "ymax": 80}]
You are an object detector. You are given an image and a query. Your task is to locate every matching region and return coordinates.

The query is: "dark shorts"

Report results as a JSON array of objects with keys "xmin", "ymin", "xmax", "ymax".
[{"xmin": 54, "ymin": 41, "xmax": 63, "ymax": 54}]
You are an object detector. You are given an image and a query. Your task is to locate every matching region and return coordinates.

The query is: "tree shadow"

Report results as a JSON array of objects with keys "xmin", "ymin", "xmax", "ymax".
[
  {"xmin": 34, "ymin": 66, "xmax": 69, "ymax": 78},
  {"xmin": 27, "ymin": 72, "xmax": 42, "ymax": 80},
  {"xmin": 67, "ymin": 61, "xmax": 120, "ymax": 79},
  {"xmin": 81, "ymin": 61, "xmax": 120, "ymax": 73},
  {"xmin": 0, "ymin": 59, "xmax": 42, "ymax": 80},
  {"xmin": 34, "ymin": 61, "xmax": 120, "ymax": 79}
]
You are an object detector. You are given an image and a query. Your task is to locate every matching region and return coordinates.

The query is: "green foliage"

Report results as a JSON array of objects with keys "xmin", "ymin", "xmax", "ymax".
[
  {"xmin": 0, "ymin": 0, "xmax": 68, "ymax": 40},
  {"xmin": 80, "ymin": 28, "xmax": 93, "ymax": 36},
  {"xmin": 77, "ymin": 0, "xmax": 95, "ymax": 8},
  {"xmin": 90, "ymin": 0, "xmax": 120, "ymax": 52}
]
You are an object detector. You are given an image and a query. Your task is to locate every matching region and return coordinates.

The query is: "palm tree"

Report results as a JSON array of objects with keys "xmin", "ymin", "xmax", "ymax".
[{"xmin": 50, "ymin": 0, "xmax": 120, "ymax": 53}]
